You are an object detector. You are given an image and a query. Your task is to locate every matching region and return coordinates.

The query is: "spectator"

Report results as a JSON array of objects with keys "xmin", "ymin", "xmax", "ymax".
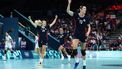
[{"xmin": 20, "ymin": 38, "xmax": 27, "ymax": 50}]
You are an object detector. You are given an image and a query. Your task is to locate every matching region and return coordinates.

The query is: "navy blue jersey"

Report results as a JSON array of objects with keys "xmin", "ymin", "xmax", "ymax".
[
  {"xmin": 73, "ymin": 12, "xmax": 90, "ymax": 36},
  {"xmin": 58, "ymin": 33, "xmax": 67, "ymax": 45},
  {"xmin": 36, "ymin": 25, "xmax": 50, "ymax": 41}
]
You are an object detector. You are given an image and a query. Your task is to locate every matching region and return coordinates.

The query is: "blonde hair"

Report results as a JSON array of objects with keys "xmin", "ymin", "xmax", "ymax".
[{"xmin": 35, "ymin": 20, "xmax": 42, "ymax": 26}]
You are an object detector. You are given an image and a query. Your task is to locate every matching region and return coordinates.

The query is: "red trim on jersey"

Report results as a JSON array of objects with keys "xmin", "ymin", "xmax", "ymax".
[
  {"xmin": 46, "ymin": 32, "xmax": 48, "ymax": 41},
  {"xmin": 72, "ymin": 18, "xmax": 76, "ymax": 35}
]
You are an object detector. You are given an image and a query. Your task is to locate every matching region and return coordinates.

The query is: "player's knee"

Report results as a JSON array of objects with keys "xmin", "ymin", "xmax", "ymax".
[
  {"xmin": 42, "ymin": 45, "xmax": 46, "ymax": 49},
  {"xmin": 73, "ymin": 49, "xmax": 77, "ymax": 56},
  {"xmin": 81, "ymin": 49, "xmax": 86, "ymax": 56},
  {"xmin": 59, "ymin": 46, "xmax": 63, "ymax": 50}
]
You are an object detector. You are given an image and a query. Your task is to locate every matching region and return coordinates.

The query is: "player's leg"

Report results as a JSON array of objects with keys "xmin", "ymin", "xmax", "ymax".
[
  {"xmin": 62, "ymin": 47, "xmax": 71, "ymax": 62},
  {"xmin": 9, "ymin": 44, "xmax": 14, "ymax": 57},
  {"xmin": 80, "ymin": 42, "xmax": 86, "ymax": 69},
  {"xmin": 72, "ymin": 39, "xmax": 80, "ymax": 69},
  {"xmin": 3, "ymin": 47, "xmax": 8, "ymax": 61},
  {"xmin": 35, "ymin": 41, "xmax": 40, "ymax": 55},
  {"xmin": 58, "ymin": 45, "xmax": 64, "ymax": 60},
  {"xmin": 39, "ymin": 41, "xmax": 47, "ymax": 64},
  {"xmin": 38, "ymin": 42, "xmax": 43, "ymax": 64}
]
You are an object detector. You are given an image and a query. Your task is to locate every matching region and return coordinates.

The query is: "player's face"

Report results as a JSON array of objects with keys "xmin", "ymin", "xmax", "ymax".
[
  {"xmin": 42, "ymin": 20, "xmax": 47, "ymax": 27},
  {"xmin": 59, "ymin": 28, "xmax": 64, "ymax": 34},
  {"xmin": 80, "ymin": 6, "xmax": 86, "ymax": 14}
]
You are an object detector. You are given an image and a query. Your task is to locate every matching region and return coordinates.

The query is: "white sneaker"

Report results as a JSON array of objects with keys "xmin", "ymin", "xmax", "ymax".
[
  {"xmin": 38, "ymin": 58, "xmax": 43, "ymax": 66},
  {"xmin": 61, "ymin": 56, "xmax": 64, "ymax": 60},
  {"xmin": 2, "ymin": 56, "xmax": 6, "ymax": 61}
]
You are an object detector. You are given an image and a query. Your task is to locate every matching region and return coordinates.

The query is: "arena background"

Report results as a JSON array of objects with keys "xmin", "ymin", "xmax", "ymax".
[{"xmin": 0, "ymin": 0, "xmax": 122, "ymax": 69}]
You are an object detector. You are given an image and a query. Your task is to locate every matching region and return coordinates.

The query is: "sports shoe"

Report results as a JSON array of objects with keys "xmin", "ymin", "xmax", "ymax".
[
  {"xmin": 61, "ymin": 56, "xmax": 64, "ymax": 60},
  {"xmin": 74, "ymin": 62, "xmax": 79, "ymax": 69}
]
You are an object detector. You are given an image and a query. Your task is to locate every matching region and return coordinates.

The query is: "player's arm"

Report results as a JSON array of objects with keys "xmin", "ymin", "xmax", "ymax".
[
  {"xmin": 49, "ymin": 15, "xmax": 58, "ymax": 27},
  {"xmin": 66, "ymin": 0, "xmax": 74, "ymax": 16},
  {"xmin": 28, "ymin": 16, "xmax": 37, "ymax": 28},
  {"xmin": 86, "ymin": 24, "xmax": 91, "ymax": 37}
]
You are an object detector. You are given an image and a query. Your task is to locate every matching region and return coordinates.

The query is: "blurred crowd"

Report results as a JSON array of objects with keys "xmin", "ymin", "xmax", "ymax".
[
  {"xmin": 0, "ymin": 11, "xmax": 122, "ymax": 51},
  {"xmin": 48, "ymin": 11, "xmax": 122, "ymax": 51}
]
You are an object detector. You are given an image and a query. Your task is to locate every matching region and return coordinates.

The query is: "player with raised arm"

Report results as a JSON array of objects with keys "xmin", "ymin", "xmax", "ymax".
[{"xmin": 67, "ymin": 0, "xmax": 91, "ymax": 69}]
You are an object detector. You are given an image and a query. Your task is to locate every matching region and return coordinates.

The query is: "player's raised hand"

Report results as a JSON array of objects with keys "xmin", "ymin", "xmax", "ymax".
[
  {"xmin": 68, "ymin": 0, "xmax": 72, "ymax": 4},
  {"xmin": 55, "ymin": 15, "xmax": 58, "ymax": 18},
  {"xmin": 28, "ymin": 16, "xmax": 31, "ymax": 19}
]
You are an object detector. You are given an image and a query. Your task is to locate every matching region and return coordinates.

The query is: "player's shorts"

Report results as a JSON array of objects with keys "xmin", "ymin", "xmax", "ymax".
[
  {"xmin": 59, "ymin": 38, "xmax": 65, "ymax": 46},
  {"xmin": 73, "ymin": 33, "xmax": 86, "ymax": 43},
  {"xmin": 38, "ymin": 39, "xmax": 47, "ymax": 47},
  {"xmin": 0, "ymin": 44, "xmax": 5, "ymax": 50},
  {"xmin": 5, "ymin": 43, "xmax": 12, "ymax": 49}
]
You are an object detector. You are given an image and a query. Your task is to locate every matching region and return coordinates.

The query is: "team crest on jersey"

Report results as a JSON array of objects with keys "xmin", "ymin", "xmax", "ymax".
[
  {"xmin": 42, "ymin": 28, "xmax": 47, "ymax": 32},
  {"xmin": 79, "ymin": 19, "xmax": 86, "ymax": 24},
  {"xmin": 59, "ymin": 34, "xmax": 64, "ymax": 38}
]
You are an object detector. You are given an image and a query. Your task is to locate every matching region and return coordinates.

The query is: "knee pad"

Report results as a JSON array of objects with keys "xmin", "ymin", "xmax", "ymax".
[
  {"xmin": 4, "ymin": 50, "xmax": 7, "ymax": 54},
  {"xmin": 11, "ymin": 51, "xmax": 13, "ymax": 53},
  {"xmin": 81, "ymin": 50, "xmax": 86, "ymax": 56},
  {"xmin": 72, "ymin": 49, "xmax": 77, "ymax": 56}
]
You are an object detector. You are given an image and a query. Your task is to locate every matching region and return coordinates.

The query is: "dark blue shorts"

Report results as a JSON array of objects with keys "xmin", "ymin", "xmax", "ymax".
[
  {"xmin": 73, "ymin": 33, "xmax": 86, "ymax": 42},
  {"xmin": 59, "ymin": 39, "xmax": 64, "ymax": 46},
  {"xmin": 38, "ymin": 39, "xmax": 47, "ymax": 47},
  {"xmin": 0, "ymin": 45, "xmax": 5, "ymax": 50}
]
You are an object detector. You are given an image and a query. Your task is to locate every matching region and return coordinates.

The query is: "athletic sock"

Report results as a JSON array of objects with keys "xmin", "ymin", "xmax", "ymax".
[
  {"xmin": 39, "ymin": 57, "xmax": 43, "ymax": 64},
  {"xmin": 83, "ymin": 60, "xmax": 86, "ymax": 66}
]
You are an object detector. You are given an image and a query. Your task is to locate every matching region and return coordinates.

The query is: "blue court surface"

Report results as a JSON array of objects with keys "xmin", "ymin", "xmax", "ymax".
[{"xmin": 0, "ymin": 58, "xmax": 122, "ymax": 69}]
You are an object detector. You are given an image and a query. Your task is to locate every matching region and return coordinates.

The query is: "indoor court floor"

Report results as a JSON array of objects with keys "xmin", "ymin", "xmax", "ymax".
[{"xmin": 0, "ymin": 58, "xmax": 122, "ymax": 69}]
